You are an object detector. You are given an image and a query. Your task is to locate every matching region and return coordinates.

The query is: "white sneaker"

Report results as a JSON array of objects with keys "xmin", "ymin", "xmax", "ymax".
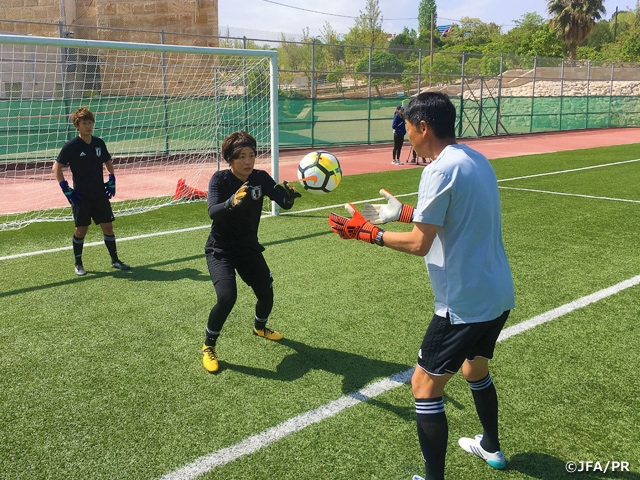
[
  {"xmin": 458, "ymin": 434, "xmax": 506, "ymax": 470},
  {"xmin": 412, "ymin": 476, "xmax": 425, "ymax": 480}
]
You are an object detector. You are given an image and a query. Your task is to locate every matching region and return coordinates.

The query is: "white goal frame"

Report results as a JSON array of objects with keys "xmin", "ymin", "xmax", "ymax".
[{"xmin": 0, "ymin": 34, "xmax": 280, "ymax": 230}]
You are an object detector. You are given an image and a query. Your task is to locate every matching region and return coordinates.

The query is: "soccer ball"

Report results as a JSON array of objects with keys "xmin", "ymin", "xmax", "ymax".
[{"xmin": 297, "ymin": 151, "xmax": 342, "ymax": 193}]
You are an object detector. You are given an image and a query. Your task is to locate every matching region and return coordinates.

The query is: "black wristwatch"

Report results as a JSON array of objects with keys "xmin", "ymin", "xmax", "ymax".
[{"xmin": 374, "ymin": 229, "xmax": 385, "ymax": 247}]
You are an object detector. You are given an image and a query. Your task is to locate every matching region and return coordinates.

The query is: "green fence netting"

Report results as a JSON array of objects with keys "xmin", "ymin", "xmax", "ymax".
[{"xmin": 2, "ymin": 96, "xmax": 640, "ymax": 160}]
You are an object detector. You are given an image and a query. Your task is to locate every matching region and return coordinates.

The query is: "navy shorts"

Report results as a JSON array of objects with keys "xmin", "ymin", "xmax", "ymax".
[
  {"xmin": 72, "ymin": 195, "xmax": 114, "ymax": 227},
  {"xmin": 417, "ymin": 310, "xmax": 510, "ymax": 376}
]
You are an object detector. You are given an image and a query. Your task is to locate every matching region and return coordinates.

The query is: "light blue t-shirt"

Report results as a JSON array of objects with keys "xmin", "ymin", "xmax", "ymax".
[{"xmin": 413, "ymin": 144, "xmax": 515, "ymax": 324}]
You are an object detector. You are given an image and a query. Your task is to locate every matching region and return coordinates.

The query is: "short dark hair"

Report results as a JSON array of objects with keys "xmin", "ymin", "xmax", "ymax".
[
  {"xmin": 405, "ymin": 92, "xmax": 456, "ymax": 140},
  {"xmin": 221, "ymin": 131, "xmax": 257, "ymax": 162}
]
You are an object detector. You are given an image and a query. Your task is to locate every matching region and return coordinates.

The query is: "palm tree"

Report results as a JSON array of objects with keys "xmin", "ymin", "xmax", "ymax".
[{"xmin": 547, "ymin": 0, "xmax": 606, "ymax": 60}]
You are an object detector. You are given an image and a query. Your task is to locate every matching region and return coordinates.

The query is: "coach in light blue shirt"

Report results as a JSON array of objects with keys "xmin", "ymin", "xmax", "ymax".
[
  {"xmin": 328, "ymin": 91, "xmax": 515, "ymax": 480},
  {"xmin": 414, "ymin": 143, "xmax": 515, "ymax": 324}
]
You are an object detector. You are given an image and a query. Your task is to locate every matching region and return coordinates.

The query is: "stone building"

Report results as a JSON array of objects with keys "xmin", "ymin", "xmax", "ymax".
[
  {"xmin": 0, "ymin": 0, "xmax": 220, "ymax": 98},
  {"xmin": 0, "ymin": 0, "xmax": 218, "ymax": 45}
]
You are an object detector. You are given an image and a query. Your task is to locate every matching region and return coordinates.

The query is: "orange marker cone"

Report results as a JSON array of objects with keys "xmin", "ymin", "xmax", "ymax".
[{"xmin": 174, "ymin": 178, "xmax": 207, "ymax": 200}]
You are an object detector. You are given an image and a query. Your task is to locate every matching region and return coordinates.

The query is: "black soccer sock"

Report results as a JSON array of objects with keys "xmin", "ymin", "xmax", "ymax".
[
  {"xmin": 468, "ymin": 374, "xmax": 501, "ymax": 453},
  {"xmin": 204, "ymin": 326, "xmax": 220, "ymax": 347},
  {"xmin": 72, "ymin": 235, "xmax": 84, "ymax": 265},
  {"xmin": 415, "ymin": 397, "xmax": 448, "ymax": 480},
  {"xmin": 254, "ymin": 316, "xmax": 268, "ymax": 330},
  {"xmin": 104, "ymin": 234, "xmax": 118, "ymax": 262}
]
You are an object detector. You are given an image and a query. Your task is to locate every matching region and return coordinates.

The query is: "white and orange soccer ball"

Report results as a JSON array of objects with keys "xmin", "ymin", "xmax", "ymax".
[{"xmin": 297, "ymin": 151, "xmax": 342, "ymax": 193}]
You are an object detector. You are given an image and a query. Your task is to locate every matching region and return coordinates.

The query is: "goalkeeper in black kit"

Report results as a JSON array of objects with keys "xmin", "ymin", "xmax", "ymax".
[
  {"xmin": 52, "ymin": 106, "xmax": 130, "ymax": 276},
  {"xmin": 201, "ymin": 131, "xmax": 301, "ymax": 373}
]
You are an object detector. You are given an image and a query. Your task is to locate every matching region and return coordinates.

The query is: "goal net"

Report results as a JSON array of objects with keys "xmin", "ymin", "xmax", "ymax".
[{"xmin": 0, "ymin": 35, "xmax": 279, "ymax": 231}]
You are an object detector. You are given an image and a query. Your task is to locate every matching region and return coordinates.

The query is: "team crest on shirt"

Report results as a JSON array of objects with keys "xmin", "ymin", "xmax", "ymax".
[
  {"xmin": 250, "ymin": 185, "xmax": 262, "ymax": 200},
  {"xmin": 95, "ymin": 147, "xmax": 101, "ymax": 157}
]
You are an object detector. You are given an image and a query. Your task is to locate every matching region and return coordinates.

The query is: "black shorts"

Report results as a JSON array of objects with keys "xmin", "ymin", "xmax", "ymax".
[
  {"xmin": 417, "ymin": 310, "xmax": 510, "ymax": 376},
  {"xmin": 206, "ymin": 250, "xmax": 272, "ymax": 290},
  {"xmin": 72, "ymin": 195, "xmax": 114, "ymax": 227}
]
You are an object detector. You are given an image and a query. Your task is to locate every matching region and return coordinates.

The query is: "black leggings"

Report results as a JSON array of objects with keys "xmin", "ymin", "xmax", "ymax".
[
  {"xmin": 393, "ymin": 134, "xmax": 405, "ymax": 160},
  {"xmin": 206, "ymin": 251, "xmax": 274, "ymax": 332}
]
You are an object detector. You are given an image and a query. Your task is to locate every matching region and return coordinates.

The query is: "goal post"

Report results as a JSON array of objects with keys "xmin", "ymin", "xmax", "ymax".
[{"xmin": 0, "ymin": 34, "xmax": 279, "ymax": 231}]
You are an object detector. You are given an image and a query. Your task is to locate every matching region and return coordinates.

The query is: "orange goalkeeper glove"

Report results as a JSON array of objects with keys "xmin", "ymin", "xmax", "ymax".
[
  {"xmin": 361, "ymin": 189, "xmax": 414, "ymax": 224},
  {"xmin": 328, "ymin": 203, "xmax": 385, "ymax": 245}
]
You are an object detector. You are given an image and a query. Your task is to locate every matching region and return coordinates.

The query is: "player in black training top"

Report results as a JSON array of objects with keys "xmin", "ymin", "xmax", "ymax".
[
  {"xmin": 201, "ymin": 131, "xmax": 301, "ymax": 373},
  {"xmin": 52, "ymin": 106, "xmax": 130, "ymax": 276}
]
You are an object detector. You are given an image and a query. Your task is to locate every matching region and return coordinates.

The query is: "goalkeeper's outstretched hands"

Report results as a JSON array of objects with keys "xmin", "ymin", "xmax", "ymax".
[
  {"xmin": 361, "ymin": 189, "xmax": 414, "ymax": 224},
  {"xmin": 328, "ymin": 203, "xmax": 384, "ymax": 245}
]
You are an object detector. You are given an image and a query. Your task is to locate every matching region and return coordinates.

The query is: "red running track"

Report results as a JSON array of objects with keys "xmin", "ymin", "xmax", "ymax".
[{"xmin": 2, "ymin": 127, "xmax": 640, "ymax": 215}]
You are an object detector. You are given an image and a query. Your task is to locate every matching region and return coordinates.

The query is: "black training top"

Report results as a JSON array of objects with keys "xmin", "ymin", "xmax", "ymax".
[
  {"xmin": 205, "ymin": 169, "xmax": 293, "ymax": 254},
  {"xmin": 56, "ymin": 136, "xmax": 111, "ymax": 199}
]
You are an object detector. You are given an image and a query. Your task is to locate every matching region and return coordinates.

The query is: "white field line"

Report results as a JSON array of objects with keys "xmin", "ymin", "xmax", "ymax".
[
  {"xmin": 158, "ymin": 274, "xmax": 640, "ymax": 480},
  {"xmin": 498, "ymin": 274, "xmax": 640, "ymax": 342},
  {"xmin": 0, "ymin": 199, "xmax": 389, "ymax": 262},
  {"xmin": 498, "ymin": 186, "xmax": 640, "ymax": 203},
  {"xmin": 0, "ymin": 225, "xmax": 210, "ymax": 262},
  {"xmin": 3, "ymin": 158, "xmax": 637, "ymax": 262},
  {"xmin": 497, "ymin": 158, "xmax": 640, "ymax": 183}
]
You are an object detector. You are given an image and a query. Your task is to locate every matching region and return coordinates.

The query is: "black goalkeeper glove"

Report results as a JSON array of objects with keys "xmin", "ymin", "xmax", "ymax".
[
  {"xmin": 59, "ymin": 181, "xmax": 82, "ymax": 206},
  {"xmin": 277, "ymin": 180, "xmax": 301, "ymax": 207},
  {"xmin": 104, "ymin": 174, "xmax": 116, "ymax": 198},
  {"xmin": 224, "ymin": 181, "xmax": 249, "ymax": 210}
]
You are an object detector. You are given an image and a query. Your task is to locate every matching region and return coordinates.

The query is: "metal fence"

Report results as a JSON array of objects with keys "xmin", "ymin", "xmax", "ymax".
[{"xmin": 2, "ymin": 19, "xmax": 640, "ymax": 148}]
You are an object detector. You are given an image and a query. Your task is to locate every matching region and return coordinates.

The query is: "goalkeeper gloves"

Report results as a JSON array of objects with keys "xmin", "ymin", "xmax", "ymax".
[
  {"xmin": 104, "ymin": 174, "xmax": 116, "ymax": 198},
  {"xmin": 329, "ymin": 203, "xmax": 385, "ymax": 245},
  {"xmin": 59, "ymin": 181, "xmax": 82, "ymax": 206},
  {"xmin": 276, "ymin": 180, "xmax": 301, "ymax": 207},
  {"xmin": 360, "ymin": 189, "xmax": 414, "ymax": 224},
  {"xmin": 283, "ymin": 180, "xmax": 301, "ymax": 200},
  {"xmin": 224, "ymin": 181, "xmax": 249, "ymax": 210}
]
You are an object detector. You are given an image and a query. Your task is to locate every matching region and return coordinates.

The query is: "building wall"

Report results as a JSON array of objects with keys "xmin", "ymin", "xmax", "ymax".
[
  {"xmin": 0, "ymin": 0, "xmax": 219, "ymax": 44},
  {"xmin": 0, "ymin": 0, "xmax": 220, "ymax": 98}
]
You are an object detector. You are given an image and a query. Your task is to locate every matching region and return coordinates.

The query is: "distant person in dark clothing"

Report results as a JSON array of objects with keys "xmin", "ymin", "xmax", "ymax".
[{"xmin": 391, "ymin": 105, "xmax": 406, "ymax": 165}]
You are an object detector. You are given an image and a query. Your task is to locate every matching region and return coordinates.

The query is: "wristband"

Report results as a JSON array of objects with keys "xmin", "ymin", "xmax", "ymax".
[{"xmin": 374, "ymin": 229, "xmax": 385, "ymax": 247}]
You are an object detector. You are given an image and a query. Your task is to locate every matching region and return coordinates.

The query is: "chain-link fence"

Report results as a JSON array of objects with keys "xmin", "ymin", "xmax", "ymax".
[{"xmin": 2, "ymin": 19, "xmax": 640, "ymax": 149}]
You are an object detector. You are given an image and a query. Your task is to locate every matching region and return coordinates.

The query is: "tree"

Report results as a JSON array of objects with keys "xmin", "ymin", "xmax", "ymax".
[
  {"xmin": 353, "ymin": 0, "xmax": 387, "ymax": 47},
  {"xmin": 354, "ymin": 49, "xmax": 405, "ymax": 96},
  {"xmin": 580, "ymin": 20, "xmax": 614, "ymax": 50},
  {"xmin": 547, "ymin": 0, "xmax": 606, "ymax": 60},
  {"xmin": 486, "ymin": 13, "xmax": 547, "ymax": 56},
  {"xmin": 621, "ymin": 34, "xmax": 640, "ymax": 60},
  {"xmin": 326, "ymin": 67, "xmax": 346, "ymax": 91},
  {"xmin": 525, "ymin": 24, "xmax": 566, "ymax": 57},
  {"xmin": 514, "ymin": 12, "xmax": 546, "ymax": 31},
  {"xmin": 418, "ymin": 0, "xmax": 437, "ymax": 38},
  {"xmin": 318, "ymin": 22, "xmax": 345, "ymax": 69},
  {"xmin": 443, "ymin": 17, "xmax": 502, "ymax": 47},
  {"xmin": 388, "ymin": 28, "xmax": 417, "ymax": 61}
]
